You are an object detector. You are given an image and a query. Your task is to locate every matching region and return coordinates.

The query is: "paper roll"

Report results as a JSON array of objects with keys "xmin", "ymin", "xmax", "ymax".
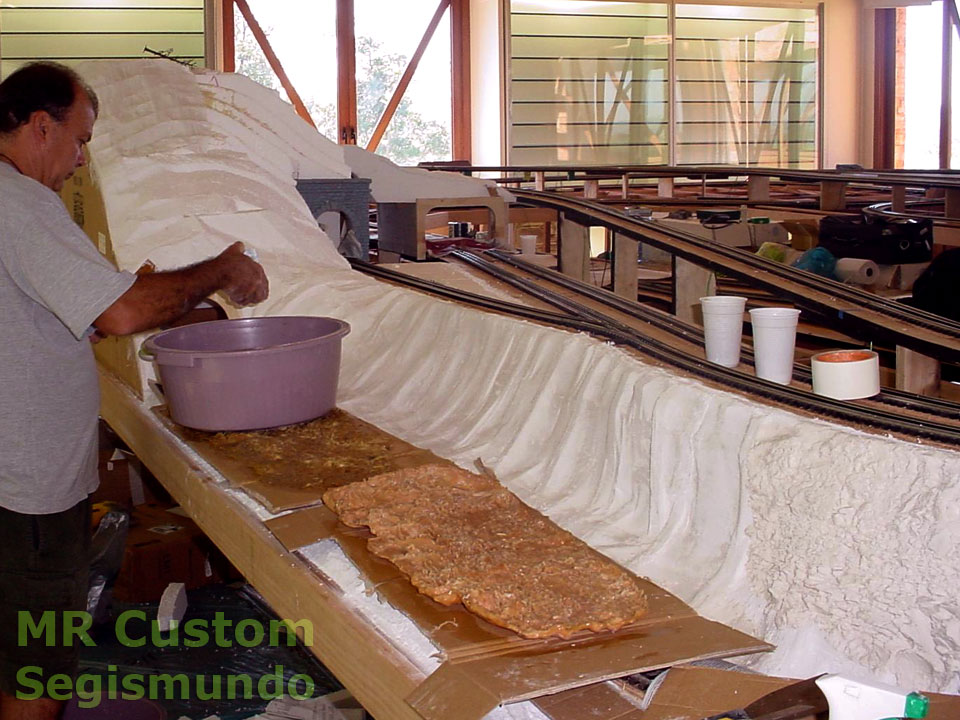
[
  {"xmin": 811, "ymin": 349, "xmax": 880, "ymax": 400},
  {"xmin": 835, "ymin": 257, "xmax": 879, "ymax": 285}
]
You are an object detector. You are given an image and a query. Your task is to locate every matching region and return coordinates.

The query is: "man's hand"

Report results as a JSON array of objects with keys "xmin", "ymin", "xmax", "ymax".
[
  {"xmin": 216, "ymin": 242, "xmax": 269, "ymax": 307},
  {"xmin": 95, "ymin": 241, "xmax": 270, "ymax": 337}
]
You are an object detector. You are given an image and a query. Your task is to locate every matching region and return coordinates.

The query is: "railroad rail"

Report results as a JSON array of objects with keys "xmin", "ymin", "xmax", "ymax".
[
  {"xmin": 350, "ymin": 257, "xmax": 960, "ymax": 446},
  {"xmin": 471, "ymin": 249, "xmax": 960, "ymax": 421},
  {"xmin": 510, "ymin": 188, "xmax": 960, "ymax": 363}
]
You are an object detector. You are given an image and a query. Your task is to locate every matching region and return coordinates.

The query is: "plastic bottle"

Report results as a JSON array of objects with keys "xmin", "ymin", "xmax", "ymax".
[{"xmin": 879, "ymin": 691, "xmax": 930, "ymax": 719}]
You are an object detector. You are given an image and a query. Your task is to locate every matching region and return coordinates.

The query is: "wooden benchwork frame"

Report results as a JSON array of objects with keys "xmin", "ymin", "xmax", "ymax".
[
  {"xmin": 98, "ymin": 369, "xmax": 426, "ymax": 720},
  {"xmin": 417, "ymin": 197, "xmax": 508, "ymax": 255}
]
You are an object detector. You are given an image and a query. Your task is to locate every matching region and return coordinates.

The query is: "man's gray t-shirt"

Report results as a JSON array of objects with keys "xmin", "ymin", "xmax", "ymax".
[{"xmin": 0, "ymin": 162, "xmax": 136, "ymax": 514}]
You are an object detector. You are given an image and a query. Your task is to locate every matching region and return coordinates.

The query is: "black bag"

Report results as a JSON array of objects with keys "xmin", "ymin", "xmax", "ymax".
[
  {"xmin": 911, "ymin": 247, "xmax": 960, "ymax": 322},
  {"xmin": 818, "ymin": 213, "xmax": 933, "ymax": 264}
]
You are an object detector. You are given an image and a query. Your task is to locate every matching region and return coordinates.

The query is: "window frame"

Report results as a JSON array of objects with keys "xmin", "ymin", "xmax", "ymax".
[{"xmin": 217, "ymin": 0, "xmax": 470, "ymax": 161}]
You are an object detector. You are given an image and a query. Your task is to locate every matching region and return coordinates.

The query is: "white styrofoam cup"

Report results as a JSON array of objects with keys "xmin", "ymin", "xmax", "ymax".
[
  {"xmin": 749, "ymin": 307, "xmax": 801, "ymax": 384},
  {"xmin": 700, "ymin": 296, "xmax": 747, "ymax": 367},
  {"xmin": 520, "ymin": 234, "xmax": 538, "ymax": 255}
]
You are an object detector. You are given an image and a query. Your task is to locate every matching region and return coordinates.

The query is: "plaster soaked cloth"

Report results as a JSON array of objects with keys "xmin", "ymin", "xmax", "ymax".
[
  {"xmin": 294, "ymin": 269, "xmax": 960, "ymax": 693},
  {"xmin": 323, "ymin": 464, "xmax": 648, "ymax": 639}
]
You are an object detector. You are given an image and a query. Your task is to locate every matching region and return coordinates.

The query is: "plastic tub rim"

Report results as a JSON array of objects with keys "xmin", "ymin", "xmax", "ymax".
[{"xmin": 143, "ymin": 315, "xmax": 351, "ymax": 362}]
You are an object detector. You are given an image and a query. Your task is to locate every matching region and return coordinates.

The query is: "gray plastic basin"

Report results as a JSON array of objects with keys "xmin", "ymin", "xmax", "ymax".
[{"xmin": 144, "ymin": 316, "xmax": 351, "ymax": 431}]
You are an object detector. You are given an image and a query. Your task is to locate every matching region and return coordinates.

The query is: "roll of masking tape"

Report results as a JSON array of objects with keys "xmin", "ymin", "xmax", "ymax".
[{"xmin": 810, "ymin": 349, "xmax": 880, "ymax": 400}]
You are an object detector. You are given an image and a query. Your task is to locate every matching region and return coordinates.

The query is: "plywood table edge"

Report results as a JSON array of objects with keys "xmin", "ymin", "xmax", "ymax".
[{"xmin": 98, "ymin": 368, "xmax": 428, "ymax": 720}]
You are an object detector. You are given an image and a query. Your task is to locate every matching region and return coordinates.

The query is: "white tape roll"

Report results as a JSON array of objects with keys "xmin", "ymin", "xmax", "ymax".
[
  {"xmin": 835, "ymin": 257, "xmax": 879, "ymax": 285},
  {"xmin": 811, "ymin": 349, "xmax": 881, "ymax": 400}
]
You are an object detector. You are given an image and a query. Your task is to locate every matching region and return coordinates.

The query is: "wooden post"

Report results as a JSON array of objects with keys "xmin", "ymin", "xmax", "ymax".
[
  {"xmin": 892, "ymin": 185, "xmax": 907, "ymax": 213},
  {"xmin": 673, "ymin": 257, "xmax": 716, "ymax": 323},
  {"xmin": 658, "ymin": 177, "xmax": 675, "ymax": 198},
  {"xmin": 450, "ymin": 0, "xmax": 472, "ymax": 162},
  {"xmin": 612, "ymin": 233, "xmax": 639, "ymax": 301},
  {"xmin": 621, "ymin": 173, "xmax": 631, "ymax": 199},
  {"xmin": 945, "ymin": 187, "xmax": 960, "ymax": 218},
  {"xmin": 820, "ymin": 180, "xmax": 848, "ymax": 211},
  {"xmin": 941, "ymin": 0, "xmax": 953, "ymax": 170},
  {"xmin": 337, "ymin": 0, "xmax": 357, "ymax": 144},
  {"xmin": 535, "ymin": 171, "xmax": 546, "ymax": 191},
  {"xmin": 559, "ymin": 216, "xmax": 590, "ymax": 282},
  {"xmin": 873, "ymin": 9, "xmax": 897, "ymax": 169},
  {"xmin": 896, "ymin": 346, "xmax": 941, "ymax": 396},
  {"xmin": 748, "ymin": 175, "xmax": 771, "ymax": 202},
  {"xmin": 584, "ymin": 179, "xmax": 600, "ymax": 199},
  {"xmin": 220, "ymin": 0, "xmax": 235, "ymax": 72}
]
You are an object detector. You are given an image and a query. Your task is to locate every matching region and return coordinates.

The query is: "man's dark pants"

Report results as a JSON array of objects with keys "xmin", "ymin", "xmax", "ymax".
[{"xmin": 0, "ymin": 498, "xmax": 90, "ymax": 697}]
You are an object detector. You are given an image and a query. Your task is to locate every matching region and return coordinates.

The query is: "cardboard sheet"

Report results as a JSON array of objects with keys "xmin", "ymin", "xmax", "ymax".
[
  {"xmin": 618, "ymin": 665, "xmax": 960, "ymax": 720},
  {"xmin": 155, "ymin": 408, "xmax": 448, "ymax": 513},
  {"xmin": 267, "ymin": 505, "xmax": 772, "ymax": 720},
  {"xmin": 534, "ymin": 682, "xmax": 642, "ymax": 720}
]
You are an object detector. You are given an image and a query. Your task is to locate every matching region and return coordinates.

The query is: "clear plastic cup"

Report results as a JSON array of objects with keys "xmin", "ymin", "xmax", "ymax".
[
  {"xmin": 748, "ymin": 307, "xmax": 801, "ymax": 384},
  {"xmin": 700, "ymin": 296, "xmax": 747, "ymax": 367},
  {"xmin": 519, "ymin": 234, "xmax": 538, "ymax": 255}
]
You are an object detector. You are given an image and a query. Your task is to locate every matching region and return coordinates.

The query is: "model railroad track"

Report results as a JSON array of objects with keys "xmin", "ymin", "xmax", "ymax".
[
  {"xmin": 462, "ymin": 250, "xmax": 960, "ymax": 421},
  {"xmin": 423, "ymin": 162, "xmax": 960, "ymax": 215},
  {"xmin": 511, "ymin": 189, "xmax": 960, "ymax": 363},
  {"xmin": 350, "ymin": 258, "xmax": 960, "ymax": 446}
]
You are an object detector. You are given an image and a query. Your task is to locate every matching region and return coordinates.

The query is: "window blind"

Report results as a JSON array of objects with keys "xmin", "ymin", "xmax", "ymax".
[
  {"xmin": 509, "ymin": 0, "xmax": 819, "ymax": 168},
  {"xmin": 0, "ymin": 0, "xmax": 205, "ymax": 77},
  {"xmin": 674, "ymin": 4, "xmax": 818, "ymax": 167},
  {"xmin": 510, "ymin": 1, "xmax": 671, "ymax": 165}
]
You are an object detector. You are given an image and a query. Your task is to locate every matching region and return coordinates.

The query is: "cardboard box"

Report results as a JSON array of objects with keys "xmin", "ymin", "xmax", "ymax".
[
  {"xmin": 94, "ymin": 449, "xmax": 135, "ymax": 507},
  {"xmin": 113, "ymin": 503, "xmax": 239, "ymax": 602},
  {"xmin": 61, "ymin": 167, "xmax": 143, "ymax": 397},
  {"xmin": 95, "ymin": 447, "xmax": 169, "ymax": 508}
]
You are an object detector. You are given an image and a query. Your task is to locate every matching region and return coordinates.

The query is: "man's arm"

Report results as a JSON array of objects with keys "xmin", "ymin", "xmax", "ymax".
[{"xmin": 94, "ymin": 242, "xmax": 269, "ymax": 336}]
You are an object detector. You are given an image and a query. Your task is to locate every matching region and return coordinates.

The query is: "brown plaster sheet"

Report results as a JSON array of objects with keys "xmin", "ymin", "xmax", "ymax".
[{"xmin": 154, "ymin": 407, "xmax": 448, "ymax": 512}]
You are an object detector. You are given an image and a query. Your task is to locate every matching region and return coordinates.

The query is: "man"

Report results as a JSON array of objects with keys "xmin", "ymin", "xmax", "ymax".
[{"xmin": 0, "ymin": 62, "xmax": 269, "ymax": 719}]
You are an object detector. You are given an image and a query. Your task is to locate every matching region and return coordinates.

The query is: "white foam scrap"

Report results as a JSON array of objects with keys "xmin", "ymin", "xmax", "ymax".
[
  {"xmin": 299, "ymin": 539, "xmax": 441, "ymax": 676},
  {"xmin": 223, "ymin": 485, "xmax": 289, "ymax": 522},
  {"xmin": 157, "ymin": 581, "xmax": 188, "ymax": 632},
  {"xmin": 78, "ymin": 60, "xmax": 960, "ymax": 695},
  {"xmin": 341, "ymin": 144, "xmax": 514, "ymax": 203}
]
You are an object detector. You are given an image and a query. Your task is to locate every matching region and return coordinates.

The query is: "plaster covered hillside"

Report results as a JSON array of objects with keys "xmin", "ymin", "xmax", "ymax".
[{"xmin": 79, "ymin": 59, "xmax": 960, "ymax": 695}]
